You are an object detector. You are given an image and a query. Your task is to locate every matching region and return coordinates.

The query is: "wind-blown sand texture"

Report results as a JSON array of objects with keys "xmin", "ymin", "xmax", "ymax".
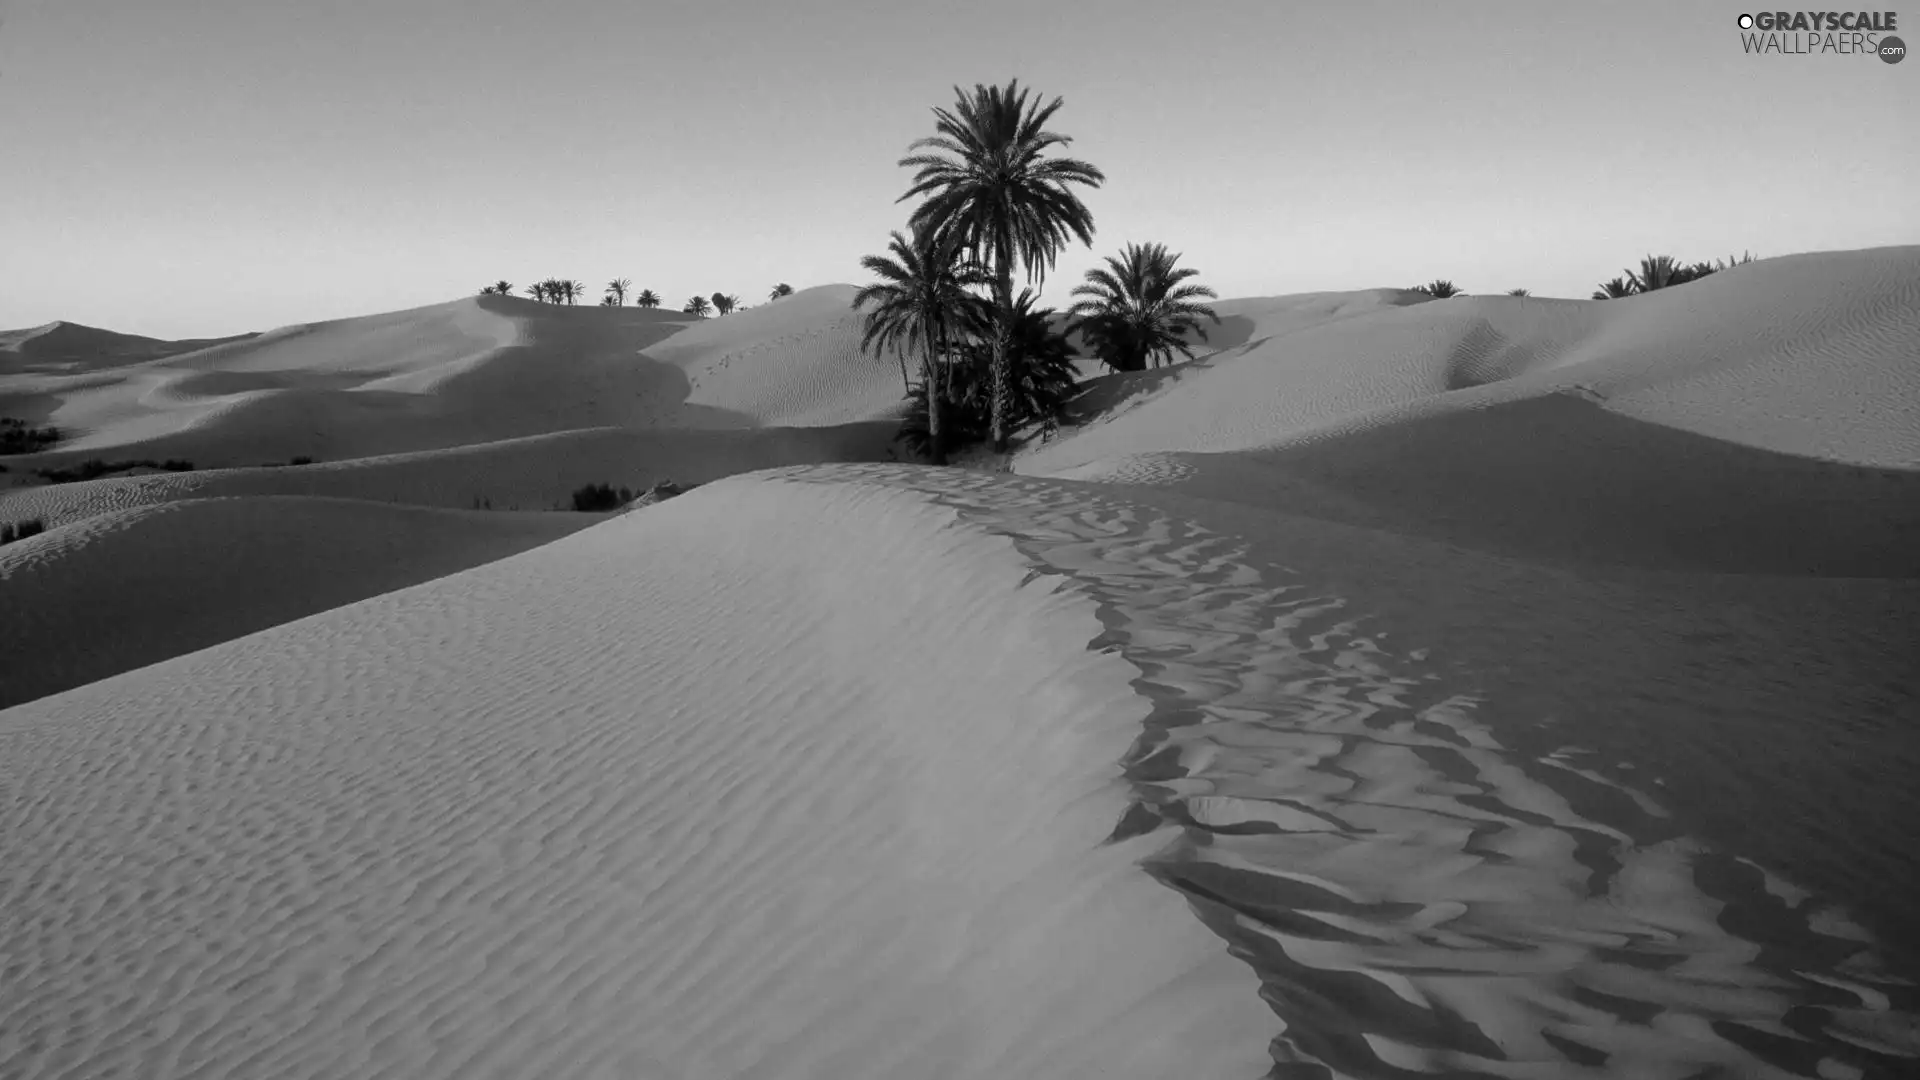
[{"xmin": 2, "ymin": 246, "xmax": 1917, "ymax": 1077}]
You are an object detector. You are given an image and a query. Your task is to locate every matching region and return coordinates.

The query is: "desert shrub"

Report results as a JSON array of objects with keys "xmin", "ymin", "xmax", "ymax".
[
  {"xmin": 288, "ymin": 456, "xmax": 315, "ymax": 466},
  {"xmin": 1, "ymin": 417, "xmax": 60, "ymax": 454},
  {"xmin": 570, "ymin": 482, "xmax": 634, "ymax": 512},
  {"xmin": 0, "ymin": 518, "xmax": 46, "ymax": 546}
]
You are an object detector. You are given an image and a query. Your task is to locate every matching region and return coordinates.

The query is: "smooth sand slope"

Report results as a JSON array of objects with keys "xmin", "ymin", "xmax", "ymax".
[
  {"xmin": 0, "ymin": 497, "xmax": 594, "ymax": 710},
  {"xmin": 0, "ymin": 476, "xmax": 1276, "ymax": 1080}
]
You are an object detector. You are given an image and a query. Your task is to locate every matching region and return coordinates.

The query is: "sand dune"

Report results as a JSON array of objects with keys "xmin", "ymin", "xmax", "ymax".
[
  {"xmin": 0, "ymin": 285, "xmax": 905, "ymax": 469},
  {"xmin": 0, "ymin": 475, "xmax": 1277, "ymax": 1080},
  {"xmin": 2, "ymin": 247, "xmax": 1917, "ymax": 1077},
  {"xmin": 0, "ymin": 421, "xmax": 899, "ymax": 531},
  {"xmin": 1033, "ymin": 247, "xmax": 1920, "ymax": 575},
  {"xmin": 0, "ymin": 320, "xmax": 258, "ymax": 376},
  {"xmin": 0, "ymin": 496, "xmax": 593, "ymax": 710}
]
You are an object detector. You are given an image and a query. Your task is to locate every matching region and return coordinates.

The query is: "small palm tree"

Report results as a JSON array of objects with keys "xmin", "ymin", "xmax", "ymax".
[
  {"xmin": 1507, "ymin": 288, "xmax": 1530, "ymax": 297},
  {"xmin": 768, "ymin": 282, "xmax": 794, "ymax": 302},
  {"xmin": 1411, "ymin": 279, "xmax": 1464, "ymax": 298},
  {"xmin": 1067, "ymin": 242, "xmax": 1220, "ymax": 373},
  {"xmin": 494, "ymin": 280, "xmax": 513, "ymax": 296},
  {"xmin": 606, "ymin": 278, "xmax": 631, "ymax": 306},
  {"xmin": 1591, "ymin": 276, "xmax": 1635, "ymax": 300},
  {"xmin": 1626, "ymin": 255, "xmax": 1688, "ymax": 293},
  {"xmin": 684, "ymin": 295, "xmax": 712, "ymax": 317},
  {"xmin": 899, "ymin": 79, "xmax": 1105, "ymax": 452},
  {"xmin": 853, "ymin": 224, "xmax": 995, "ymax": 465},
  {"xmin": 711, "ymin": 292, "xmax": 739, "ymax": 316},
  {"xmin": 635, "ymin": 289, "xmax": 661, "ymax": 309},
  {"xmin": 599, "ymin": 295, "xmax": 619, "ymax": 306},
  {"xmin": 479, "ymin": 285, "xmax": 497, "ymax": 295}
]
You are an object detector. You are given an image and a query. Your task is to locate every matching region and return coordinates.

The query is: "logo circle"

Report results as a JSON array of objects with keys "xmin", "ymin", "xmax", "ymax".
[
  {"xmin": 1738, "ymin": 13, "xmax": 1754, "ymax": 28},
  {"xmin": 1880, "ymin": 35, "xmax": 1906, "ymax": 63}
]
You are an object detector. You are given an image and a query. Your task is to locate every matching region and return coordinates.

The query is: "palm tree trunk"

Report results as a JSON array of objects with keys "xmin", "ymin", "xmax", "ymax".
[
  {"xmin": 989, "ymin": 268, "xmax": 1015, "ymax": 454},
  {"xmin": 923, "ymin": 322, "xmax": 945, "ymax": 466},
  {"xmin": 896, "ymin": 348, "xmax": 911, "ymax": 395}
]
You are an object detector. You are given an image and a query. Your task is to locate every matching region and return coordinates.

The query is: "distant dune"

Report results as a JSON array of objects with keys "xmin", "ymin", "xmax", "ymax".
[
  {"xmin": 0, "ymin": 320, "xmax": 259, "ymax": 375},
  {"xmin": 2, "ymin": 248, "xmax": 1917, "ymax": 1077}
]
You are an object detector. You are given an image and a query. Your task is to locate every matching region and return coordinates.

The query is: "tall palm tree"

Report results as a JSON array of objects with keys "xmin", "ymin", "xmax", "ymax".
[
  {"xmin": 711, "ymin": 292, "xmax": 739, "ymax": 316},
  {"xmin": 606, "ymin": 278, "xmax": 631, "ymax": 306},
  {"xmin": 1591, "ymin": 276, "xmax": 1635, "ymax": 300},
  {"xmin": 684, "ymin": 295, "xmax": 712, "ymax": 317},
  {"xmin": 1067, "ymin": 242, "xmax": 1220, "ymax": 372},
  {"xmin": 898, "ymin": 79, "xmax": 1105, "ymax": 452},
  {"xmin": 635, "ymin": 289, "xmax": 661, "ymax": 309},
  {"xmin": 564, "ymin": 279, "xmax": 585, "ymax": 305},
  {"xmin": 853, "ymin": 225, "xmax": 994, "ymax": 465},
  {"xmin": 768, "ymin": 282, "xmax": 794, "ymax": 302}
]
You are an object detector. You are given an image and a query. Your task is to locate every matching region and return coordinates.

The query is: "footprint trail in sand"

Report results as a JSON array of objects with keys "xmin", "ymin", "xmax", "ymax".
[{"xmin": 777, "ymin": 463, "xmax": 1920, "ymax": 1080}]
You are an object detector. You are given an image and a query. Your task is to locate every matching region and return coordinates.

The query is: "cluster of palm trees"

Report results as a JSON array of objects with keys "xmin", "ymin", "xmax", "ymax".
[
  {"xmin": 478, "ymin": 280, "xmax": 795, "ymax": 313},
  {"xmin": 854, "ymin": 79, "xmax": 1222, "ymax": 464},
  {"xmin": 1408, "ymin": 252, "xmax": 1758, "ymax": 302},
  {"xmin": 1589, "ymin": 252, "xmax": 1757, "ymax": 299}
]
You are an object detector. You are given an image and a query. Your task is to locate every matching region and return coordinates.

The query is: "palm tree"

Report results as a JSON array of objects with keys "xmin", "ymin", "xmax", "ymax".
[
  {"xmin": 898, "ymin": 79, "xmax": 1105, "ymax": 452},
  {"xmin": 494, "ymin": 280, "xmax": 513, "ymax": 297},
  {"xmin": 1626, "ymin": 255, "xmax": 1687, "ymax": 293},
  {"xmin": 1067, "ymin": 242, "xmax": 1220, "ymax": 373},
  {"xmin": 711, "ymin": 292, "xmax": 740, "ymax": 316},
  {"xmin": 1411, "ymin": 279, "xmax": 1464, "ymax": 298},
  {"xmin": 563, "ymin": 279, "xmax": 586, "ymax": 305},
  {"xmin": 1507, "ymin": 288, "xmax": 1531, "ymax": 296},
  {"xmin": 768, "ymin": 283, "xmax": 795, "ymax": 302},
  {"xmin": 479, "ymin": 285, "xmax": 497, "ymax": 295},
  {"xmin": 1591, "ymin": 276, "xmax": 1635, "ymax": 299},
  {"xmin": 853, "ymin": 225, "xmax": 994, "ymax": 465},
  {"xmin": 635, "ymin": 289, "xmax": 661, "ymax": 309},
  {"xmin": 606, "ymin": 278, "xmax": 631, "ymax": 306},
  {"xmin": 600, "ymin": 295, "xmax": 619, "ymax": 306},
  {"xmin": 684, "ymin": 295, "xmax": 711, "ymax": 317}
]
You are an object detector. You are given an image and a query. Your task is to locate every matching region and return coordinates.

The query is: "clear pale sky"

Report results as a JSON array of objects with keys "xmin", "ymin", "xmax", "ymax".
[{"xmin": 3, "ymin": 0, "xmax": 1915, "ymax": 339}]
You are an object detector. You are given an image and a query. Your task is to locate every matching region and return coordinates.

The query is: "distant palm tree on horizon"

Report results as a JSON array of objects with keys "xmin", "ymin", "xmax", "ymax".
[
  {"xmin": 898, "ymin": 78, "xmax": 1105, "ymax": 453},
  {"xmin": 854, "ymin": 224, "xmax": 994, "ymax": 465},
  {"xmin": 1591, "ymin": 276, "xmax": 1635, "ymax": 299},
  {"xmin": 684, "ymin": 295, "xmax": 712, "ymax": 317},
  {"xmin": 1411, "ymin": 279, "xmax": 1464, "ymax": 298},
  {"xmin": 768, "ymin": 282, "xmax": 795, "ymax": 302},
  {"xmin": 711, "ymin": 292, "xmax": 740, "ymax": 316},
  {"xmin": 606, "ymin": 278, "xmax": 632, "ymax": 306},
  {"xmin": 1507, "ymin": 288, "xmax": 1530, "ymax": 296},
  {"xmin": 635, "ymin": 289, "xmax": 661, "ymax": 309},
  {"xmin": 1068, "ymin": 241, "xmax": 1220, "ymax": 372}
]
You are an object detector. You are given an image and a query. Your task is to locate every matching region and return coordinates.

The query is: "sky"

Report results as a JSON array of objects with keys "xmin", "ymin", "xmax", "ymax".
[{"xmin": 2, "ymin": 0, "xmax": 1915, "ymax": 340}]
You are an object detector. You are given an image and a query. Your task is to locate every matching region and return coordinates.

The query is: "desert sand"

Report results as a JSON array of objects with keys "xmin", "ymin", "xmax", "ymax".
[{"xmin": 3, "ymin": 247, "xmax": 1918, "ymax": 1077}]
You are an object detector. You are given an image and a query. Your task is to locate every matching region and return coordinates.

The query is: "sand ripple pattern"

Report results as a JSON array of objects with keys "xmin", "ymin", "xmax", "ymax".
[{"xmin": 777, "ymin": 464, "xmax": 1920, "ymax": 1079}]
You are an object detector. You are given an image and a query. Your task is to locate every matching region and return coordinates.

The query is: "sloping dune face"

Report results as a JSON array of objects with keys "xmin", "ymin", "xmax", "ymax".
[
  {"xmin": 1031, "ymin": 247, "xmax": 1920, "ymax": 574},
  {"xmin": 0, "ymin": 321, "xmax": 257, "ymax": 376},
  {"xmin": 0, "ymin": 473, "xmax": 1275, "ymax": 1080},
  {"xmin": 1037, "ymin": 247, "xmax": 1920, "ymax": 472},
  {"xmin": 0, "ymin": 496, "xmax": 594, "ymax": 710},
  {"xmin": 0, "ymin": 287, "xmax": 906, "ymax": 469},
  {"xmin": 643, "ymin": 284, "xmax": 912, "ymax": 425}
]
